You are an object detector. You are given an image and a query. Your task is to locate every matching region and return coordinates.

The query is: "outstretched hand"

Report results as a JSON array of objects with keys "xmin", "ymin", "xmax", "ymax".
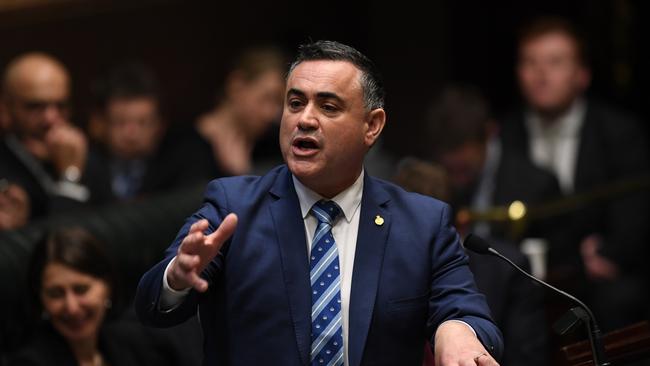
[
  {"xmin": 167, "ymin": 214, "xmax": 238, "ymax": 292},
  {"xmin": 434, "ymin": 321, "xmax": 499, "ymax": 366}
]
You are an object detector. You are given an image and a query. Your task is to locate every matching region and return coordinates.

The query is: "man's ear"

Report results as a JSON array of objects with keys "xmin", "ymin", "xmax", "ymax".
[{"xmin": 364, "ymin": 108, "xmax": 386, "ymax": 148}]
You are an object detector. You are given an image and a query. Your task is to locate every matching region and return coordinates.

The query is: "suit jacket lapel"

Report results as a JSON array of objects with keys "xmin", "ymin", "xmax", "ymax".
[
  {"xmin": 269, "ymin": 168, "xmax": 311, "ymax": 365},
  {"xmin": 348, "ymin": 174, "xmax": 391, "ymax": 366}
]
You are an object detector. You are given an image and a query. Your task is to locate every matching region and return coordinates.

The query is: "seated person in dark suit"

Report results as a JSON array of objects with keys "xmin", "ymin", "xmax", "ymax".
[
  {"xmin": 0, "ymin": 53, "xmax": 109, "ymax": 230},
  {"xmin": 501, "ymin": 17, "xmax": 650, "ymax": 330},
  {"xmin": 424, "ymin": 85, "xmax": 562, "ymax": 243},
  {"xmin": 87, "ymin": 63, "xmax": 219, "ymax": 202},
  {"xmin": 394, "ymin": 159, "xmax": 548, "ymax": 366}
]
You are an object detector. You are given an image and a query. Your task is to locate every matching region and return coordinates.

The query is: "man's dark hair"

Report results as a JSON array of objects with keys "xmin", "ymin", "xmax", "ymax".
[
  {"xmin": 289, "ymin": 40, "xmax": 384, "ymax": 110},
  {"xmin": 93, "ymin": 62, "xmax": 161, "ymax": 110},
  {"xmin": 426, "ymin": 85, "xmax": 490, "ymax": 157},
  {"xmin": 518, "ymin": 17, "xmax": 589, "ymax": 67}
]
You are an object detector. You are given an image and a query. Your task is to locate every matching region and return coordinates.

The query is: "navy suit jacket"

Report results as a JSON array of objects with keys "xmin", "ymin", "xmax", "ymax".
[{"xmin": 135, "ymin": 165, "xmax": 502, "ymax": 365}]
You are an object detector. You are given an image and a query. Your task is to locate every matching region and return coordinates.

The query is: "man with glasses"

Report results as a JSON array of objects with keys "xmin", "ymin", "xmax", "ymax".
[{"xmin": 0, "ymin": 53, "xmax": 99, "ymax": 229}]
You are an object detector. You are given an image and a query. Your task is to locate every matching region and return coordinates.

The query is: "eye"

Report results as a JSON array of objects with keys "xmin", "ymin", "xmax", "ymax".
[
  {"xmin": 43, "ymin": 286, "xmax": 65, "ymax": 299},
  {"xmin": 72, "ymin": 284, "xmax": 90, "ymax": 295},
  {"xmin": 24, "ymin": 102, "xmax": 47, "ymax": 112},
  {"xmin": 321, "ymin": 104, "xmax": 339, "ymax": 113},
  {"xmin": 288, "ymin": 98, "xmax": 304, "ymax": 111}
]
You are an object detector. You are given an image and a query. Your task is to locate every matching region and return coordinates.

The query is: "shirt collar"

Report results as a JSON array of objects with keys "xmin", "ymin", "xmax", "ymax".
[
  {"xmin": 526, "ymin": 98, "xmax": 586, "ymax": 138},
  {"xmin": 292, "ymin": 170, "xmax": 364, "ymax": 223}
]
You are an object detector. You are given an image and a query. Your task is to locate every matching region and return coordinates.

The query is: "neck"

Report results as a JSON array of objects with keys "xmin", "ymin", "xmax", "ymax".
[
  {"xmin": 302, "ymin": 169, "xmax": 362, "ymax": 199},
  {"xmin": 533, "ymin": 99, "xmax": 577, "ymax": 124},
  {"xmin": 69, "ymin": 336, "xmax": 99, "ymax": 366}
]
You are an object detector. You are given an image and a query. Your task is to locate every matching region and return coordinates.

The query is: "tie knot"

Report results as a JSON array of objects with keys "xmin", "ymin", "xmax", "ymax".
[{"xmin": 311, "ymin": 200, "xmax": 341, "ymax": 225}]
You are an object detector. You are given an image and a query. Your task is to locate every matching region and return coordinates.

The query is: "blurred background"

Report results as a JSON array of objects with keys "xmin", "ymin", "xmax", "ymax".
[
  {"xmin": 1, "ymin": 0, "xmax": 648, "ymax": 155},
  {"xmin": 1, "ymin": 1, "xmax": 649, "ymax": 365}
]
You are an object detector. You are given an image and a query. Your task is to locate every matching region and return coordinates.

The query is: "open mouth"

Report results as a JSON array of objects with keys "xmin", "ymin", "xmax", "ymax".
[{"xmin": 292, "ymin": 136, "xmax": 320, "ymax": 156}]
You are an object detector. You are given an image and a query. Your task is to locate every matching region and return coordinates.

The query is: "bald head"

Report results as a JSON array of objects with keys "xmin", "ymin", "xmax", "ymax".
[
  {"xmin": 1, "ymin": 52, "xmax": 71, "ymax": 140},
  {"xmin": 2, "ymin": 52, "xmax": 70, "ymax": 99}
]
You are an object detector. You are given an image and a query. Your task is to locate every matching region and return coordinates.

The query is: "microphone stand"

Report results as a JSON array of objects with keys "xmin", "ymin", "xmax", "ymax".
[{"xmin": 484, "ymin": 246, "xmax": 610, "ymax": 366}]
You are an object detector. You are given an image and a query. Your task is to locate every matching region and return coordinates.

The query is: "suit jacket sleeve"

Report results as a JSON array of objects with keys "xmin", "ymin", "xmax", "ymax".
[
  {"xmin": 135, "ymin": 179, "xmax": 232, "ymax": 327},
  {"xmin": 427, "ymin": 204, "xmax": 504, "ymax": 358}
]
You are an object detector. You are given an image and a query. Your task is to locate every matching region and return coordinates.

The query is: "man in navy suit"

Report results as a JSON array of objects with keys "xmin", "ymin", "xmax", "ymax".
[{"xmin": 136, "ymin": 41, "xmax": 502, "ymax": 366}]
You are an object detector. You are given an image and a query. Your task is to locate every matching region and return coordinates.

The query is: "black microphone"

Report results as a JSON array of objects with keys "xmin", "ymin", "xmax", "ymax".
[{"xmin": 464, "ymin": 234, "xmax": 610, "ymax": 366}]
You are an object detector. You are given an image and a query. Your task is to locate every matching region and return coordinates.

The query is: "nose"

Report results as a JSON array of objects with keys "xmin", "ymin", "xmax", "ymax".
[
  {"xmin": 42, "ymin": 104, "xmax": 65, "ymax": 128},
  {"xmin": 63, "ymin": 292, "xmax": 82, "ymax": 316},
  {"xmin": 124, "ymin": 121, "xmax": 139, "ymax": 137},
  {"xmin": 297, "ymin": 104, "xmax": 319, "ymax": 131}
]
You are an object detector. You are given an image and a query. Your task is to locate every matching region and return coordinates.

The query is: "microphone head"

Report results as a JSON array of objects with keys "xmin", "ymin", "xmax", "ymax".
[{"xmin": 463, "ymin": 234, "xmax": 492, "ymax": 255}]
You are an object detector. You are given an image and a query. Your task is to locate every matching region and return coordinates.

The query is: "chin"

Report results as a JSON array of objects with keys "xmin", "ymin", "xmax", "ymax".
[
  {"xmin": 57, "ymin": 322, "xmax": 99, "ymax": 342},
  {"xmin": 53, "ymin": 312, "xmax": 104, "ymax": 341},
  {"xmin": 288, "ymin": 159, "xmax": 316, "ymax": 176}
]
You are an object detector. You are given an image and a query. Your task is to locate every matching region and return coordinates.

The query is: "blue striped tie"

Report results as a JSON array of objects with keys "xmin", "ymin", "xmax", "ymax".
[{"xmin": 310, "ymin": 200, "xmax": 344, "ymax": 366}]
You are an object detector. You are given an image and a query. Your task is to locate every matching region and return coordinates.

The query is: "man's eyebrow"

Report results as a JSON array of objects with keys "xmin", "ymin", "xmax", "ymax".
[
  {"xmin": 287, "ymin": 89, "xmax": 345, "ymax": 105},
  {"xmin": 287, "ymin": 88, "xmax": 306, "ymax": 98},
  {"xmin": 315, "ymin": 92, "xmax": 344, "ymax": 104}
]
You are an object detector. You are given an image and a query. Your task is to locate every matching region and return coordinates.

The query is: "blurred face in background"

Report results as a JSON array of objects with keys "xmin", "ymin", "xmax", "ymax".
[
  {"xmin": 3, "ymin": 57, "xmax": 70, "ymax": 153},
  {"xmin": 517, "ymin": 32, "xmax": 590, "ymax": 117},
  {"xmin": 40, "ymin": 262, "xmax": 110, "ymax": 343},
  {"xmin": 105, "ymin": 96, "xmax": 163, "ymax": 160},
  {"xmin": 229, "ymin": 69, "xmax": 284, "ymax": 138},
  {"xmin": 438, "ymin": 141, "xmax": 487, "ymax": 192}
]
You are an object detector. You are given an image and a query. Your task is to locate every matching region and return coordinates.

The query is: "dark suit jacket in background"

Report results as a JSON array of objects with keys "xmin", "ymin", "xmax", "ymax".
[
  {"xmin": 0, "ymin": 135, "xmax": 111, "ymax": 221},
  {"xmin": 136, "ymin": 165, "xmax": 503, "ymax": 366},
  {"xmin": 85, "ymin": 126, "xmax": 220, "ymax": 203},
  {"xmin": 491, "ymin": 148, "xmax": 562, "ymax": 242},
  {"xmin": 501, "ymin": 100, "xmax": 650, "ymax": 330}
]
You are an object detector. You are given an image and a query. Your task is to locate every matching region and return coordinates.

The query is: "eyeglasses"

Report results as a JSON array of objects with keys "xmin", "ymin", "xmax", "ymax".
[{"xmin": 18, "ymin": 99, "xmax": 70, "ymax": 115}]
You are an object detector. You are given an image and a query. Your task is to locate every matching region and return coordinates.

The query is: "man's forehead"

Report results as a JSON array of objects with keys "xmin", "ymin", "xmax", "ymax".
[
  {"xmin": 10, "ymin": 70, "xmax": 69, "ymax": 101},
  {"xmin": 522, "ymin": 32, "xmax": 579, "ymax": 54},
  {"xmin": 287, "ymin": 60, "xmax": 362, "ymax": 95}
]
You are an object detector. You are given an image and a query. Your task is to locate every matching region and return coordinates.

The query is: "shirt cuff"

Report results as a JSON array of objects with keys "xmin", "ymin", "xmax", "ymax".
[
  {"xmin": 54, "ymin": 180, "xmax": 90, "ymax": 202},
  {"xmin": 442, "ymin": 319, "xmax": 477, "ymax": 338},
  {"xmin": 160, "ymin": 257, "xmax": 191, "ymax": 311}
]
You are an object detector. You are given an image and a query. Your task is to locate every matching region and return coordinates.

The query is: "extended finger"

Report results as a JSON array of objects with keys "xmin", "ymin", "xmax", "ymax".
[
  {"xmin": 179, "ymin": 231, "xmax": 206, "ymax": 253},
  {"xmin": 189, "ymin": 219, "xmax": 210, "ymax": 235},
  {"xmin": 205, "ymin": 213, "xmax": 238, "ymax": 247}
]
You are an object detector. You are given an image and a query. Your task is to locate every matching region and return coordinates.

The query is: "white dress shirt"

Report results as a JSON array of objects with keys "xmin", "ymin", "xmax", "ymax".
[
  {"xmin": 526, "ymin": 99, "xmax": 586, "ymax": 194},
  {"xmin": 292, "ymin": 171, "xmax": 363, "ymax": 366}
]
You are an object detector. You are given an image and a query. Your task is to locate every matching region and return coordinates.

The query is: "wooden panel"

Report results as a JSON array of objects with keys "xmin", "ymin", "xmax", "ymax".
[{"xmin": 561, "ymin": 321, "xmax": 650, "ymax": 366}]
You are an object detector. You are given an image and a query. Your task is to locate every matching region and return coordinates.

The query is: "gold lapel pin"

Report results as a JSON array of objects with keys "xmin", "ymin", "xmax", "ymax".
[{"xmin": 374, "ymin": 215, "xmax": 384, "ymax": 226}]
